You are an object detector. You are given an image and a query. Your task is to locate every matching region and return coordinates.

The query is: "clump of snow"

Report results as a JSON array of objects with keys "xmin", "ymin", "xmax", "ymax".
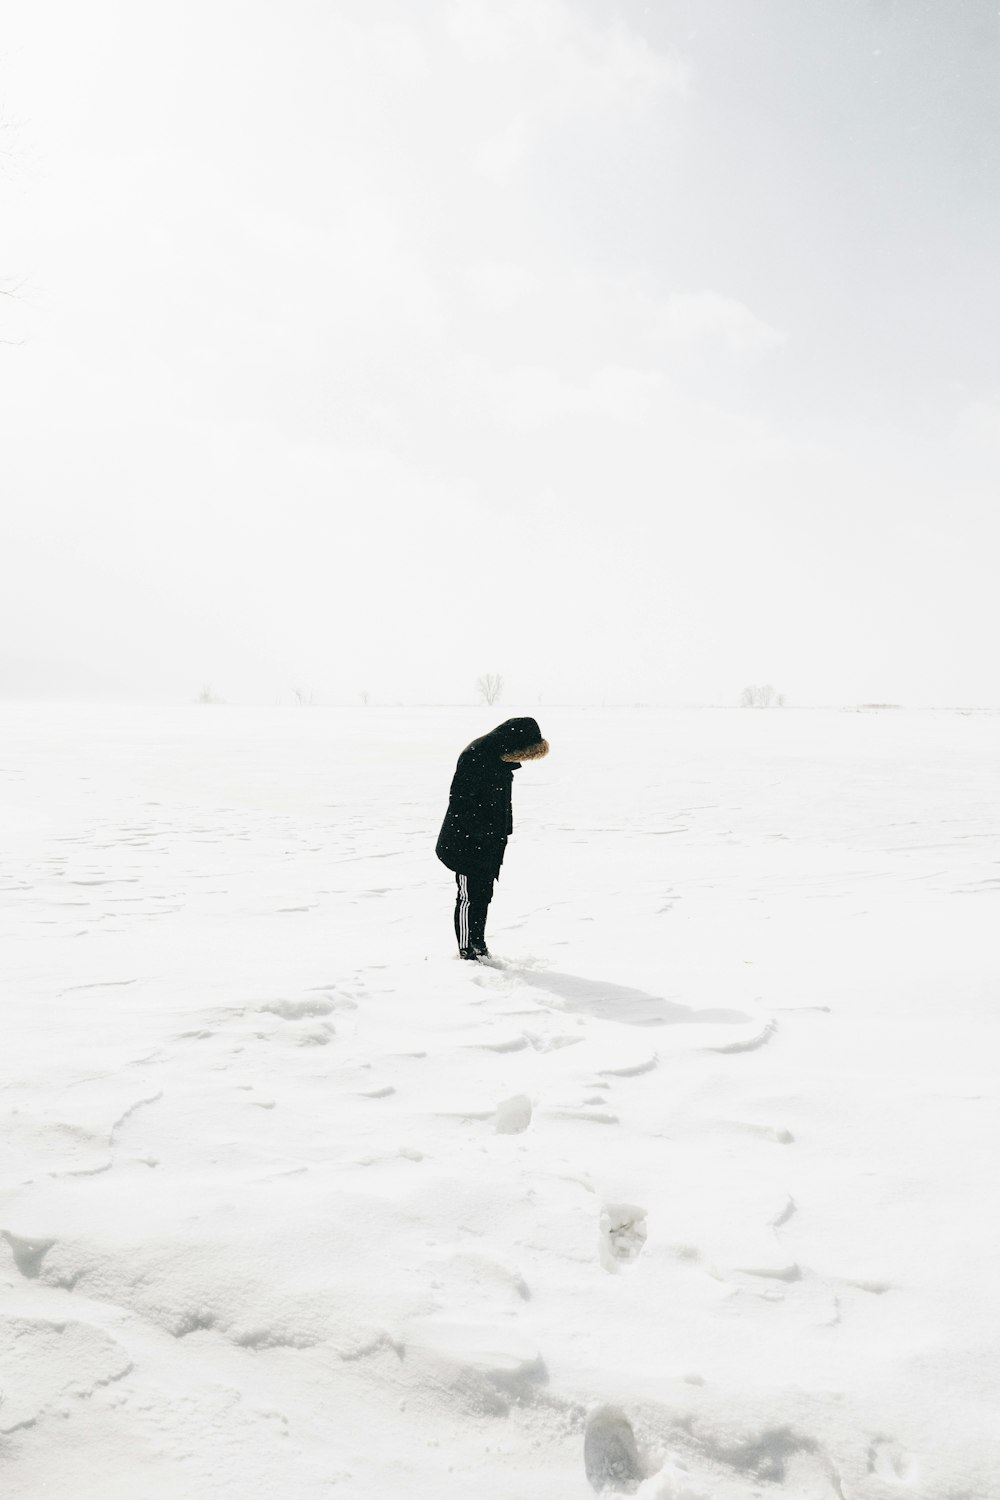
[{"xmin": 495, "ymin": 1093, "xmax": 533, "ymax": 1134}]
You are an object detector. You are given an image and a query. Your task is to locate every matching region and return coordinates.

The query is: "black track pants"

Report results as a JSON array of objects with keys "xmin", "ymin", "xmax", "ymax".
[{"xmin": 454, "ymin": 870, "xmax": 495, "ymax": 955}]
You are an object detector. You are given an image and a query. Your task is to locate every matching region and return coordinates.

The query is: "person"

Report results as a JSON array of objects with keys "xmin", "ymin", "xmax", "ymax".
[{"xmin": 435, "ymin": 716, "xmax": 549, "ymax": 960}]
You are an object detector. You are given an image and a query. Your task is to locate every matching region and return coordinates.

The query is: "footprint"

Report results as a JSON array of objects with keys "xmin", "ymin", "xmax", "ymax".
[
  {"xmin": 599, "ymin": 1204, "xmax": 647, "ymax": 1271},
  {"xmin": 291, "ymin": 1023, "xmax": 336, "ymax": 1046},
  {"xmin": 710, "ymin": 1018, "xmax": 778, "ymax": 1054},
  {"xmin": 258, "ymin": 996, "xmax": 336, "ymax": 1020},
  {"xmin": 495, "ymin": 1095, "xmax": 532, "ymax": 1135},
  {"xmin": 598, "ymin": 1055, "xmax": 658, "ymax": 1078},
  {"xmin": 0, "ymin": 1317, "xmax": 132, "ymax": 1432},
  {"xmin": 464, "ymin": 1033, "xmax": 528, "ymax": 1054},
  {"xmin": 868, "ymin": 1437, "xmax": 915, "ymax": 1483},
  {"xmin": 584, "ymin": 1406, "xmax": 644, "ymax": 1494},
  {"xmin": 551, "ymin": 1107, "xmax": 619, "ymax": 1126}
]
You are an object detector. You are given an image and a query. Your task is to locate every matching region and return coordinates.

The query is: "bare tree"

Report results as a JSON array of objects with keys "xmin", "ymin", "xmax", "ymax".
[
  {"xmin": 292, "ymin": 687, "xmax": 314, "ymax": 706},
  {"xmin": 197, "ymin": 685, "xmax": 223, "ymax": 705},
  {"xmin": 476, "ymin": 673, "xmax": 504, "ymax": 706},
  {"xmin": 359, "ymin": 689, "xmax": 369, "ymax": 706},
  {"xmin": 740, "ymin": 683, "xmax": 778, "ymax": 708}
]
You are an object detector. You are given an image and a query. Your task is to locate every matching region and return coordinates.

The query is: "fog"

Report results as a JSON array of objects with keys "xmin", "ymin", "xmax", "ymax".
[{"xmin": 3, "ymin": 0, "xmax": 998, "ymax": 707}]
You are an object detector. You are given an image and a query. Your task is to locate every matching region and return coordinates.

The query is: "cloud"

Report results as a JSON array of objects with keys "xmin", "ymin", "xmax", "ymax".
[
  {"xmin": 476, "ymin": 361, "xmax": 665, "ymax": 428},
  {"xmin": 449, "ymin": 0, "xmax": 690, "ymax": 179},
  {"xmin": 651, "ymin": 292, "xmax": 787, "ymax": 358},
  {"xmin": 474, "ymin": 114, "xmax": 532, "ymax": 183},
  {"xmin": 449, "ymin": 258, "xmax": 788, "ymax": 383},
  {"xmin": 462, "ymin": 260, "xmax": 540, "ymax": 312},
  {"xmin": 449, "ymin": 0, "xmax": 688, "ymax": 99}
]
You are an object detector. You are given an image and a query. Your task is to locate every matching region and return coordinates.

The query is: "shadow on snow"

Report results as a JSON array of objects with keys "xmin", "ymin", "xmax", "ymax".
[{"xmin": 501, "ymin": 967, "xmax": 751, "ymax": 1028}]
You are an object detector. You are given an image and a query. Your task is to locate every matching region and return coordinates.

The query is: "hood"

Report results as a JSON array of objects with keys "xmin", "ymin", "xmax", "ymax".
[{"xmin": 484, "ymin": 716, "xmax": 550, "ymax": 764}]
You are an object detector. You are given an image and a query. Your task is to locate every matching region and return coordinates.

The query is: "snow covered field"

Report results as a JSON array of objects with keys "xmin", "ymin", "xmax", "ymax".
[{"xmin": 1, "ymin": 703, "xmax": 997, "ymax": 1499}]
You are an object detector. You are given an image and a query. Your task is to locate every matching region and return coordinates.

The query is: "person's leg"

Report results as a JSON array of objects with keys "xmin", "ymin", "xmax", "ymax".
[
  {"xmin": 466, "ymin": 869, "xmax": 495, "ymax": 956},
  {"xmin": 454, "ymin": 870, "xmax": 495, "ymax": 957},
  {"xmin": 454, "ymin": 872, "xmax": 472, "ymax": 955}
]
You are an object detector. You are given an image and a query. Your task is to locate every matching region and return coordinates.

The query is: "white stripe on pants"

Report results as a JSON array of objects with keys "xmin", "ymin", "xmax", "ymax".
[{"xmin": 457, "ymin": 873, "xmax": 471, "ymax": 950}]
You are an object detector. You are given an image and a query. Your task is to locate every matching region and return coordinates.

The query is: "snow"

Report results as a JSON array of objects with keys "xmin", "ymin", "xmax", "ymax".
[{"xmin": 1, "ymin": 702, "xmax": 997, "ymax": 1498}]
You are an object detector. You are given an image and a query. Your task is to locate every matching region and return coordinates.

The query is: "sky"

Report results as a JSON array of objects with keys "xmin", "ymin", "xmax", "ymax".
[{"xmin": 2, "ymin": 0, "xmax": 999, "ymax": 707}]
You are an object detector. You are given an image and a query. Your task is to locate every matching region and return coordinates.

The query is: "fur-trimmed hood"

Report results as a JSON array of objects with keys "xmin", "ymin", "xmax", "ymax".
[
  {"xmin": 502, "ymin": 740, "xmax": 549, "ymax": 762},
  {"xmin": 475, "ymin": 717, "xmax": 550, "ymax": 766}
]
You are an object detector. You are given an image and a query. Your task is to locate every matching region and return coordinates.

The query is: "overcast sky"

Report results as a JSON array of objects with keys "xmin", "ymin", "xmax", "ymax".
[{"xmin": 3, "ymin": 0, "xmax": 999, "ymax": 707}]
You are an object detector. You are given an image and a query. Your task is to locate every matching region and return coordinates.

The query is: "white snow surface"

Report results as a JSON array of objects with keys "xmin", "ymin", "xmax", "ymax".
[{"xmin": 1, "ymin": 703, "xmax": 997, "ymax": 1499}]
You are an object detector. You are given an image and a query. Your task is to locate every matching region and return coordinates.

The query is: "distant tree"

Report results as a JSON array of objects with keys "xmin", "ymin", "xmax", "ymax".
[
  {"xmin": 477, "ymin": 673, "xmax": 504, "ymax": 706},
  {"xmin": 740, "ymin": 683, "xmax": 778, "ymax": 708},
  {"xmin": 360, "ymin": 689, "xmax": 370, "ymax": 706},
  {"xmin": 197, "ymin": 685, "xmax": 223, "ymax": 705},
  {"xmin": 292, "ymin": 687, "xmax": 314, "ymax": 706}
]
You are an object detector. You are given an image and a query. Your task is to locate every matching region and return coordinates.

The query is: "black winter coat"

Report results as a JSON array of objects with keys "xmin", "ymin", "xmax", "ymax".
[{"xmin": 435, "ymin": 717, "xmax": 545, "ymax": 878}]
